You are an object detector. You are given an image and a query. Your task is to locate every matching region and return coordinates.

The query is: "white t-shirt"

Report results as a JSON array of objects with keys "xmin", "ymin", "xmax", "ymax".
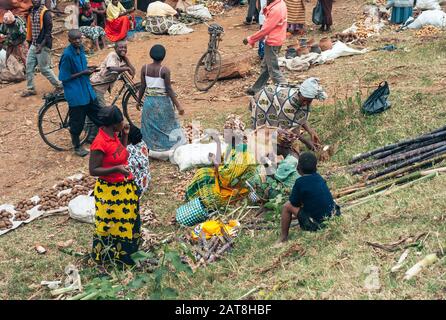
[{"xmin": 259, "ymin": 0, "xmax": 267, "ymax": 26}]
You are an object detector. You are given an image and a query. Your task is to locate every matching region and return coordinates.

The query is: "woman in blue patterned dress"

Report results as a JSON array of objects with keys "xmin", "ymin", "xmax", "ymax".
[
  {"xmin": 386, "ymin": 0, "xmax": 414, "ymax": 24},
  {"xmin": 137, "ymin": 44, "xmax": 186, "ymax": 154}
]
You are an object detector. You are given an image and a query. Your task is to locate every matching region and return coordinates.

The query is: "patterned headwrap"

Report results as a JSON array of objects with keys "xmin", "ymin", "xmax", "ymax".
[
  {"xmin": 299, "ymin": 77, "xmax": 328, "ymax": 101},
  {"xmin": 3, "ymin": 11, "xmax": 15, "ymax": 25}
]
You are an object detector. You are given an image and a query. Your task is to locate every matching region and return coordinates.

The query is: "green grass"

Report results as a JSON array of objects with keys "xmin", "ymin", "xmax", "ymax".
[{"xmin": 1, "ymin": 29, "xmax": 446, "ymax": 300}]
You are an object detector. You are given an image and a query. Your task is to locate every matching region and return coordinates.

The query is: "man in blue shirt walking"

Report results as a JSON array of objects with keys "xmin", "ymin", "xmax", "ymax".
[{"xmin": 59, "ymin": 29, "xmax": 103, "ymax": 157}]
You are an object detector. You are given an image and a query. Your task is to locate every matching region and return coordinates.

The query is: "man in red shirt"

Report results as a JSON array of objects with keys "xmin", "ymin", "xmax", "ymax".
[{"xmin": 243, "ymin": 0, "xmax": 288, "ymax": 95}]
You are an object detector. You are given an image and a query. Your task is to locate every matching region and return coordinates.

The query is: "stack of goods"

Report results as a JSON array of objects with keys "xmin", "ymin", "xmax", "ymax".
[
  {"xmin": 224, "ymin": 114, "xmax": 246, "ymax": 134},
  {"xmin": 415, "ymin": 26, "xmax": 441, "ymax": 37},
  {"xmin": 332, "ymin": 32, "xmax": 367, "ymax": 45},
  {"xmin": 335, "ymin": 125, "xmax": 446, "ymax": 207},
  {"xmin": 352, "ymin": 20, "xmax": 372, "ymax": 39},
  {"xmin": 190, "ymin": 219, "xmax": 239, "ymax": 266},
  {"xmin": 277, "ymin": 128, "xmax": 301, "ymax": 154},
  {"xmin": 206, "ymin": 1, "xmax": 225, "ymax": 15},
  {"xmin": 178, "ymin": 13, "xmax": 207, "ymax": 25},
  {"xmin": 13, "ymin": 199, "xmax": 34, "ymax": 221},
  {"xmin": 0, "ymin": 210, "xmax": 13, "ymax": 230},
  {"xmin": 182, "ymin": 123, "xmax": 204, "ymax": 143},
  {"xmin": 349, "ymin": 125, "xmax": 446, "ymax": 180},
  {"xmin": 40, "ymin": 176, "xmax": 95, "ymax": 212}
]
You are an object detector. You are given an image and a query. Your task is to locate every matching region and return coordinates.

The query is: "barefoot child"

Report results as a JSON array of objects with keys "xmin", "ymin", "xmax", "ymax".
[{"xmin": 279, "ymin": 152, "xmax": 340, "ymax": 242}]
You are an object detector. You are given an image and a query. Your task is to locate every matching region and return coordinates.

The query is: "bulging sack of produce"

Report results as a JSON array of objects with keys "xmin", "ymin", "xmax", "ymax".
[
  {"xmin": 168, "ymin": 23, "xmax": 194, "ymax": 35},
  {"xmin": 173, "ymin": 141, "xmax": 227, "ymax": 171},
  {"xmin": 405, "ymin": 9, "xmax": 446, "ymax": 29},
  {"xmin": 362, "ymin": 81, "xmax": 391, "ymax": 115},
  {"xmin": 68, "ymin": 195, "xmax": 95, "ymax": 224},
  {"xmin": 415, "ymin": 0, "xmax": 441, "ymax": 10},
  {"xmin": 186, "ymin": 4, "xmax": 212, "ymax": 21}
]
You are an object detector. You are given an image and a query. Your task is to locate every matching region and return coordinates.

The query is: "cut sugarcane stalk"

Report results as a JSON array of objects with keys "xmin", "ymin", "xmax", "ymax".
[
  {"xmin": 349, "ymin": 130, "xmax": 446, "ymax": 164},
  {"xmin": 370, "ymin": 136, "xmax": 446, "ymax": 161},
  {"xmin": 352, "ymin": 141, "xmax": 446, "ymax": 174},
  {"xmin": 420, "ymin": 166, "xmax": 446, "ymax": 175},
  {"xmin": 403, "ymin": 253, "xmax": 439, "ymax": 281},
  {"xmin": 366, "ymin": 153, "xmax": 446, "ymax": 182},
  {"xmin": 80, "ymin": 291, "xmax": 100, "ymax": 300},
  {"xmin": 343, "ymin": 173, "xmax": 437, "ymax": 210},
  {"xmin": 338, "ymin": 171, "xmax": 423, "ymax": 203},
  {"xmin": 68, "ymin": 291, "xmax": 89, "ymax": 300},
  {"xmin": 391, "ymin": 249, "xmax": 410, "ymax": 273},
  {"xmin": 368, "ymin": 145, "xmax": 446, "ymax": 180}
]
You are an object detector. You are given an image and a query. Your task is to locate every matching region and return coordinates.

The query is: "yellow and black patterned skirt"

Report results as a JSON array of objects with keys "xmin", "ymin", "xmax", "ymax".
[{"xmin": 92, "ymin": 179, "xmax": 141, "ymax": 266}]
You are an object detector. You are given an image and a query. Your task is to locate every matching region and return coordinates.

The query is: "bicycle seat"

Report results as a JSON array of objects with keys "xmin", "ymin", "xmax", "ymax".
[{"xmin": 208, "ymin": 23, "xmax": 224, "ymax": 34}]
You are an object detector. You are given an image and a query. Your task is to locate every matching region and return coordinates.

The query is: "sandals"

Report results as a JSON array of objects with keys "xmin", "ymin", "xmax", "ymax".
[{"xmin": 21, "ymin": 89, "xmax": 37, "ymax": 97}]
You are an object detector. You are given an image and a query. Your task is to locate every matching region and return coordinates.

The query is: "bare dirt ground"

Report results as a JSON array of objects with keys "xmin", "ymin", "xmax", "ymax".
[{"xmin": 0, "ymin": 1, "xmax": 360, "ymax": 203}]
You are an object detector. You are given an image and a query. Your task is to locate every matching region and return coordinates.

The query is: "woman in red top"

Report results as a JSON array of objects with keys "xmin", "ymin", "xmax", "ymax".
[{"xmin": 89, "ymin": 105, "xmax": 141, "ymax": 266}]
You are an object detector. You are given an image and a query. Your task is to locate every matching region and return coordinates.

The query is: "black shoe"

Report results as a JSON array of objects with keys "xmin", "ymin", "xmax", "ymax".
[
  {"xmin": 74, "ymin": 147, "xmax": 89, "ymax": 157},
  {"xmin": 246, "ymin": 88, "xmax": 256, "ymax": 96}
]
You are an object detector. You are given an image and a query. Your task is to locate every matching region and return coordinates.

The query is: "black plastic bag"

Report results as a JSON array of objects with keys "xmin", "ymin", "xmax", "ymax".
[
  {"xmin": 362, "ymin": 81, "xmax": 391, "ymax": 115},
  {"xmin": 312, "ymin": 0, "xmax": 324, "ymax": 25}
]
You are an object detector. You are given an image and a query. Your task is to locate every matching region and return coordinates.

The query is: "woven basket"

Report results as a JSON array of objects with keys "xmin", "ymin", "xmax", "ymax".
[{"xmin": 176, "ymin": 198, "xmax": 209, "ymax": 227}]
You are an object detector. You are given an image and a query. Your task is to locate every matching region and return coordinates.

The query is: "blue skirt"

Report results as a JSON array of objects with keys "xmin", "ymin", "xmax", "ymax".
[
  {"xmin": 390, "ymin": 7, "xmax": 413, "ymax": 24},
  {"xmin": 141, "ymin": 95, "xmax": 186, "ymax": 152}
]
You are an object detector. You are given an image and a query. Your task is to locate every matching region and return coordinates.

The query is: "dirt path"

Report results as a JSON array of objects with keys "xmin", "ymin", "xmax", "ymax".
[{"xmin": 0, "ymin": 1, "xmax": 360, "ymax": 203}]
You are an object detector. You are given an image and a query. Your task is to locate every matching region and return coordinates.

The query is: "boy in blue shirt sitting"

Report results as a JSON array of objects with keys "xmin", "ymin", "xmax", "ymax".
[{"xmin": 279, "ymin": 152, "xmax": 340, "ymax": 243}]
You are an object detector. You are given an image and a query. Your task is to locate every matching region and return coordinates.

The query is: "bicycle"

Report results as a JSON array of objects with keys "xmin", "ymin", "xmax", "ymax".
[
  {"xmin": 38, "ymin": 72, "xmax": 141, "ymax": 151},
  {"xmin": 194, "ymin": 23, "xmax": 224, "ymax": 92}
]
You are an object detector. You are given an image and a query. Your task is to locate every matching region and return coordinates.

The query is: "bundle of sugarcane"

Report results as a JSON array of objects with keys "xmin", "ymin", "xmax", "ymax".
[
  {"xmin": 338, "ymin": 170, "xmax": 441, "ymax": 210},
  {"xmin": 349, "ymin": 125, "xmax": 446, "ymax": 180},
  {"xmin": 334, "ymin": 153, "xmax": 446, "ymax": 199}
]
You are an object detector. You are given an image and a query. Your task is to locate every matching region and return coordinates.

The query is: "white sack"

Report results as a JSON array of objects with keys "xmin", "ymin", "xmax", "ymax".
[
  {"xmin": 168, "ymin": 23, "xmax": 194, "ymax": 35},
  {"xmin": 406, "ymin": 9, "xmax": 446, "ymax": 29},
  {"xmin": 415, "ymin": 0, "xmax": 441, "ymax": 10},
  {"xmin": 173, "ymin": 142, "xmax": 227, "ymax": 171},
  {"xmin": 68, "ymin": 195, "xmax": 95, "ymax": 224},
  {"xmin": 186, "ymin": 5, "xmax": 212, "ymax": 21},
  {"xmin": 320, "ymin": 41, "xmax": 368, "ymax": 61}
]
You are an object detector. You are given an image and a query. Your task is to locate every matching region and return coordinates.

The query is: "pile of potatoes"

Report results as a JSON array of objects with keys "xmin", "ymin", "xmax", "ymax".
[
  {"xmin": 54, "ymin": 179, "xmax": 77, "ymax": 192},
  {"xmin": 58, "ymin": 185, "xmax": 91, "ymax": 207},
  {"xmin": 40, "ymin": 184, "xmax": 92, "ymax": 211},
  {"xmin": 14, "ymin": 199, "xmax": 35, "ymax": 221},
  {"xmin": 40, "ymin": 189, "xmax": 63, "ymax": 211},
  {"xmin": 416, "ymin": 26, "xmax": 441, "ymax": 37},
  {"xmin": 15, "ymin": 199, "xmax": 36, "ymax": 212},
  {"xmin": 54, "ymin": 176, "xmax": 96, "ymax": 192},
  {"xmin": 14, "ymin": 211, "xmax": 30, "ymax": 221},
  {"xmin": 0, "ymin": 210, "xmax": 13, "ymax": 230}
]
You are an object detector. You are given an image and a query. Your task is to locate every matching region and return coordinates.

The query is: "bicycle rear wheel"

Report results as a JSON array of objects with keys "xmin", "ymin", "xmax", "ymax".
[
  {"xmin": 194, "ymin": 49, "xmax": 222, "ymax": 92},
  {"xmin": 38, "ymin": 98, "xmax": 89, "ymax": 151},
  {"xmin": 122, "ymin": 82, "xmax": 142, "ymax": 129}
]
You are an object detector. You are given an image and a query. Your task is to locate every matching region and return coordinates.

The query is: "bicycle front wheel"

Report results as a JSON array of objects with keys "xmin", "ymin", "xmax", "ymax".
[
  {"xmin": 194, "ymin": 50, "xmax": 222, "ymax": 92},
  {"xmin": 122, "ymin": 82, "xmax": 142, "ymax": 129},
  {"xmin": 38, "ymin": 98, "xmax": 89, "ymax": 151}
]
